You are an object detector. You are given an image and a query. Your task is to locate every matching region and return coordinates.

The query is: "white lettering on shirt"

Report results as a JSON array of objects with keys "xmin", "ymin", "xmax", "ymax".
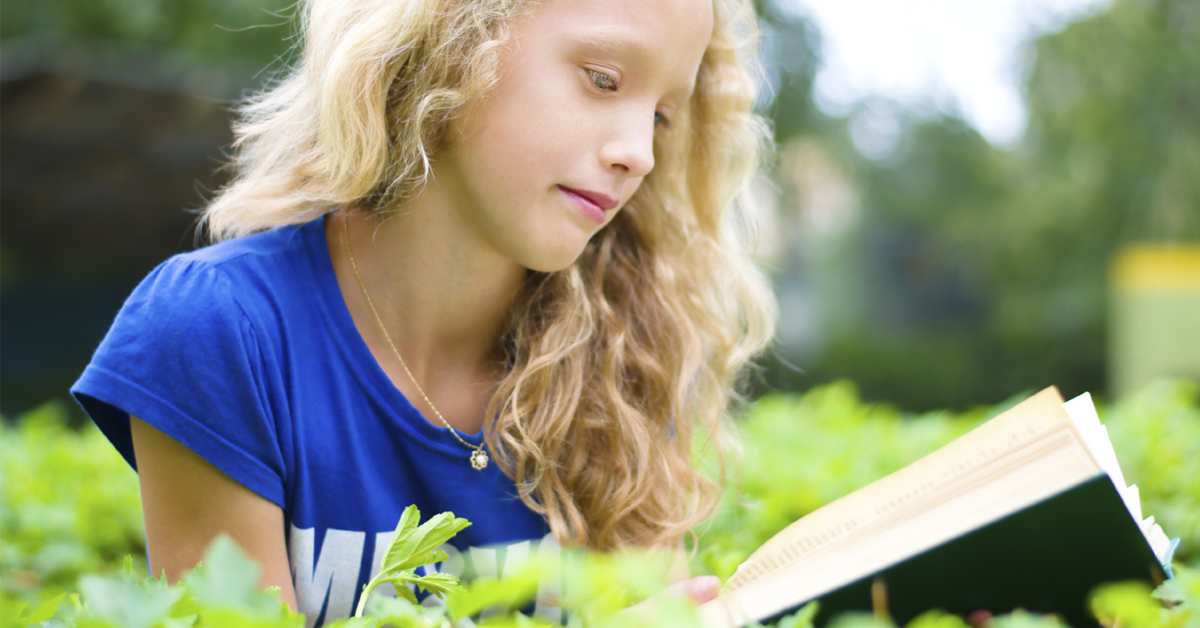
[
  {"xmin": 292, "ymin": 528, "xmax": 564, "ymax": 626},
  {"xmin": 288, "ymin": 525, "xmax": 366, "ymax": 628}
]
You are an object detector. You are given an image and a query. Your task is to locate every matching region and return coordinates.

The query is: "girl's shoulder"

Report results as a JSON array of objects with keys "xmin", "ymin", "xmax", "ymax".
[
  {"xmin": 143, "ymin": 218, "xmax": 328, "ymax": 319},
  {"xmin": 72, "ymin": 217, "xmax": 335, "ymax": 503},
  {"xmin": 175, "ymin": 218, "xmax": 321, "ymax": 282}
]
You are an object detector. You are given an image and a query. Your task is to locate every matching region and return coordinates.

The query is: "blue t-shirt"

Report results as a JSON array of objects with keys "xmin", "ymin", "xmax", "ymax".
[{"xmin": 72, "ymin": 216, "xmax": 555, "ymax": 626}]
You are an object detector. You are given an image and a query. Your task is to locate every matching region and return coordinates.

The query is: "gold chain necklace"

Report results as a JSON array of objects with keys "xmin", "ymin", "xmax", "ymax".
[{"xmin": 342, "ymin": 216, "xmax": 489, "ymax": 470}]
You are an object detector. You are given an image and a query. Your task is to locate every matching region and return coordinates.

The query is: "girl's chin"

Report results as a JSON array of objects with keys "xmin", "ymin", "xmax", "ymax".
[
  {"xmin": 495, "ymin": 214, "xmax": 604, "ymax": 273},
  {"xmin": 519, "ymin": 252, "xmax": 585, "ymax": 274},
  {"xmin": 516, "ymin": 241, "xmax": 592, "ymax": 274}
]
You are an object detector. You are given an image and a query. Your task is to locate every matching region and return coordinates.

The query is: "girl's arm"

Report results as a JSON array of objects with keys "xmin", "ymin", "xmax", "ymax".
[{"xmin": 130, "ymin": 416, "xmax": 298, "ymax": 609}]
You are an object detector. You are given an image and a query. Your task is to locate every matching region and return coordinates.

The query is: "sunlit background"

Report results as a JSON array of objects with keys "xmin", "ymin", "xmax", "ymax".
[{"xmin": 2, "ymin": 0, "xmax": 1198, "ymax": 417}]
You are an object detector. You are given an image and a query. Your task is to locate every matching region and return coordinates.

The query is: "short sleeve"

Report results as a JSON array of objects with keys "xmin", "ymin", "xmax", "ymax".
[{"xmin": 72, "ymin": 257, "xmax": 286, "ymax": 508}]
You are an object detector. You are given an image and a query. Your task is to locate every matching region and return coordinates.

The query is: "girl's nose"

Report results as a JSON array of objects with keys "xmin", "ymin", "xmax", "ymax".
[{"xmin": 599, "ymin": 113, "xmax": 656, "ymax": 179}]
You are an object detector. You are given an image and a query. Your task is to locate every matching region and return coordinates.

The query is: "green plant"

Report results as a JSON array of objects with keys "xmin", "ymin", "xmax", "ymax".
[
  {"xmin": 6, "ymin": 535, "xmax": 1195, "ymax": 628},
  {"xmin": 3, "ymin": 380, "xmax": 1196, "ymax": 626},
  {"xmin": 0, "ymin": 402, "xmax": 145, "ymax": 606},
  {"xmin": 352, "ymin": 506, "xmax": 469, "ymax": 617}
]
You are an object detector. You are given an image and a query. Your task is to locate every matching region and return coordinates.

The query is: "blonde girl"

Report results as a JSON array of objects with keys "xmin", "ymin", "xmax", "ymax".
[{"xmin": 72, "ymin": 0, "xmax": 776, "ymax": 623}]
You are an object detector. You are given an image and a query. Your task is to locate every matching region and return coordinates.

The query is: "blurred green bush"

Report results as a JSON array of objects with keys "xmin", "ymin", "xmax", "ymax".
[
  {"xmin": 2, "ymin": 380, "xmax": 1196, "ymax": 624},
  {"xmin": 0, "ymin": 403, "xmax": 145, "ymax": 602}
]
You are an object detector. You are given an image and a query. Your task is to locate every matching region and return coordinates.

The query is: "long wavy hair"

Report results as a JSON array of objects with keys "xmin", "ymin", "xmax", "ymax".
[{"xmin": 203, "ymin": 0, "xmax": 777, "ymax": 551}]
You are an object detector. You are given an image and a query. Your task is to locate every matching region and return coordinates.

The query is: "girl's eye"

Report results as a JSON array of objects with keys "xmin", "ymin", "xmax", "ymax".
[
  {"xmin": 588, "ymin": 69, "xmax": 619, "ymax": 92},
  {"xmin": 585, "ymin": 68, "xmax": 669, "ymax": 128}
]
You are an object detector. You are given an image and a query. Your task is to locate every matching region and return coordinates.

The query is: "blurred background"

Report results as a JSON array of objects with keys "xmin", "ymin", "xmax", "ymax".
[
  {"xmin": 3, "ymin": 0, "xmax": 1199, "ymax": 613},
  {"xmin": 2, "ymin": 0, "xmax": 1198, "ymax": 417}
]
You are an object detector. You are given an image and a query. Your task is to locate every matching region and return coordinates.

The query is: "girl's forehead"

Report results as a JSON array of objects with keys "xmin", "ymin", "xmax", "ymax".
[
  {"xmin": 521, "ymin": 0, "xmax": 714, "ymax": 94},
  {"xmin": 527, "ymin": 0, "xmax": 714, "ymax": 27}
]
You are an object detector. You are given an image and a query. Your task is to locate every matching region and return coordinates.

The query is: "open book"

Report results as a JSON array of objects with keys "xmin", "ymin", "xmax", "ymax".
[{"xmin": 699, "ymin": 387, "xmax": 1178, "ymax": 628}]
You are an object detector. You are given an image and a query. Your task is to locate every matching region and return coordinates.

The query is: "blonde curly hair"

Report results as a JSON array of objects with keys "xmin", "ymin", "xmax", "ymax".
[{"xmin": 203, "ymin": 0, "xmax": 776, "ymax": 551}]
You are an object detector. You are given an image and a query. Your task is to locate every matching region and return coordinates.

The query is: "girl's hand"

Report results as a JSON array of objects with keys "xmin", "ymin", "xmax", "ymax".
[
  {"xmin": 661, "ymin": 575, "xmax": 722, "ymax": 605},
  {"xmin": 620, "ymin": 574, "xmax": 722, "ymax": 624}
]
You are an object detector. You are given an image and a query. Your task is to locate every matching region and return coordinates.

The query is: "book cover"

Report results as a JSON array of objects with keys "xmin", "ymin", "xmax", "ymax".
[
  {"xmin": 699, "ymin": 389, "xmax": 1177, "ymax": 628},
  {"xmin": 794, "ymin": 475, "xmax": 1165, "ymax": 627}
]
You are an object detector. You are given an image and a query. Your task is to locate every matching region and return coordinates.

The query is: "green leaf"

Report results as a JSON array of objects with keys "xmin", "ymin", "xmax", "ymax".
[
  {"xmin": 776, "ymin": 602, "xmax": 820, "ymax": 628},
  {"xmin": 904, "ymin": 610, "xmax": 968, "ymax": 628},
  {"xmin": 183, "ymin": 535, "xmax": 281, "ymax": 615},
  {"xmin": 23, "ymin": 593, "xmax": 66, "ymax": 623},
  {"xmin": 78, "ymin": 575, "xmax": 185, "ymax": 628},
  {"xmin": 361, "ymin": 595, "xmax": 452, "ymax": 627},
  {"xmin": 405, "ymin": 572, "xmax": 466, "ymax": 599},
  {"xmin": 382, "ymin": 508, "xmax": 471, "ymax": 575},
  {"xmin": 359, "ymin": 507, "xmax": 471, "ymax": 616},
  {"xmin": 158, "ymin": 616, "xmax": 201, "ymax": 628},
  {"xmin": 381, "ymin": 506, "xmax": 423, "ymax": 574},
  {"xmin": 421, "ymin": 549, "xmax": 451, "ymax": 567},
  {"xmin": 376, "ymin": 571, "xmax": 421, "ymax": 605},
  {"xmin": 381, "ymin": 509, "xmax": 470, "ymax": 578},
  {"xmin": 198, "ymin": 607, "xmax": 304, "ymax": 628},
  {"xmin": 477, "ymin": 613, "xmax": 559, "ymax": 628},
  {"xmin": 325, "ymin": 618, "xmax": 382, "ymax": 628},
  {"xmin": 405, "ymin": 513, "xmax": 472, "ymax": 570},
  {"xmin": 989, "ymin": 609, "xmax": 1067, "ymax": 628},
  {"xmin": 1089, "ymin": 582, "xmax": 1160, "ymax": 628},
  {"xmin": 826, "ymin": 611, "xmax": 896, "ymax": 628},
  {"xmin": 374, "ymin": 570, "xmax": 464, "ymax": 605},
  {"xmin": 3, "ymin": 601, "xmax": 28, "ymax": 627},
  {"xmin": 448, "ymin": 575, "xmax": 539, "ymax": 619}
]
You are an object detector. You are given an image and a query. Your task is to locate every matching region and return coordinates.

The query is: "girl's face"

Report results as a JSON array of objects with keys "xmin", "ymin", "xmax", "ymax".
[{"xmin": 431, "ymin": 0, "xmax": 714, "ymax": 273}]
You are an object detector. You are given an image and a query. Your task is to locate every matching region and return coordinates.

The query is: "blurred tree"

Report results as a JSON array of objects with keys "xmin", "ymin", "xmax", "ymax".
[
  {"xmin": 1, "ymin": 0, "xmax": 295, "ymax": 65},
  {"xmin": 1024, "ymin": 0, "xmax": 1200, "ymax": 243},
  {"xmin": 754, "ymin": 0, "xmax": 825, "ymax": 142},
  {"xmin": 781, "ymin": 0, "xmax": 1200, "ymax": 410}
]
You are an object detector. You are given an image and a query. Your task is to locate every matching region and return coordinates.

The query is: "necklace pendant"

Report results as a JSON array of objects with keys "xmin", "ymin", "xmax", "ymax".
[{"xmin": 470, "ymin": 448, "xmax": 489, "ymax": 470}]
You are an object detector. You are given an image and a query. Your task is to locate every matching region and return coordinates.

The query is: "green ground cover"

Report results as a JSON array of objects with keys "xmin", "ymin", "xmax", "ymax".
[{"xmin": 2, "ymin": 380, "xmax": 1197, "ymax": 626}]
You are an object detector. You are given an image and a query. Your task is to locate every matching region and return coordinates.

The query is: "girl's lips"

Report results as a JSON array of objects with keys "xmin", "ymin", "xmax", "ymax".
[{"xmin": 559, "ymin": 186, "xmax": 614, "ymax": 225}]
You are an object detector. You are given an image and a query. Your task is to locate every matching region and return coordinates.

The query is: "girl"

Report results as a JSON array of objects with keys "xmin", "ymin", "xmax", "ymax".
[{"xmin": 72, "ymin": 0, "xmax": 776, "ymax": 623}]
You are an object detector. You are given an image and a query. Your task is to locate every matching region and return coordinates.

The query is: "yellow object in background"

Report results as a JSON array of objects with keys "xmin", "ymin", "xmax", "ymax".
[{"xmin": 1109, "ymin": 246, "xmax": 1200, "ymax": 396}]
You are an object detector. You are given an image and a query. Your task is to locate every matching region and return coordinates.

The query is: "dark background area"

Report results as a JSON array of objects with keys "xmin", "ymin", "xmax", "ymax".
[
  {"xmin": 2, "ymin": 0, "xmax": 1197, "ymax": 418},
  {"xmin": 2, "ymin": 41, "xmax": 248, "ymax": 416}
]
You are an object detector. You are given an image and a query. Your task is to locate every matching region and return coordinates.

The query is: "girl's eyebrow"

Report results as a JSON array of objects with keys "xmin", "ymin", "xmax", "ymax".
[{"xmin": 572, "ymin": 29, "xmax": 650, "ymax": 59}]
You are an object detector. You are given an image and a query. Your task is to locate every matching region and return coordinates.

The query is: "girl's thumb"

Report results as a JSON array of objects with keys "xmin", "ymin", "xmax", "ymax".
[{"xmin": 670, "ymin": 575, "xmax": 721, "ymax": 604}]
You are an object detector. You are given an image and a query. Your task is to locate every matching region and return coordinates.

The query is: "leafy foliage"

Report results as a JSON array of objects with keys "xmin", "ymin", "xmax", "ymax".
[
  {"xmin": 4, "ymin": 537, "xmax": 303, "ymax": 628},
  {"xmin": 5, "ymin": 540, "xmax": 1196, "ymax": 628},
  {"xmin": 695, "ymin": 381, "xmax": 999, "ymax": 580},
  {"xmin": 2, "ymin": 381, "xmax": 1197, "ymax": 626},
  {"xmin": 0, "ymin": 402, "xmax": 145, "ymax": 604},
  {"xmin": 1103, "ymin": 380, "xmax": 1200, "ymax": 565},
  {"xmin": 0, "ymin": 0, "xmax": 296, "ymax": 65}
]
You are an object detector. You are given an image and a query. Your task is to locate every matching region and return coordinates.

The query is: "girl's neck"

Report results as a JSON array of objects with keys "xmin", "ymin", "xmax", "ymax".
[{"xmin": 325, "ymin": 202, "xmax": 526, "ymax": 428}]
